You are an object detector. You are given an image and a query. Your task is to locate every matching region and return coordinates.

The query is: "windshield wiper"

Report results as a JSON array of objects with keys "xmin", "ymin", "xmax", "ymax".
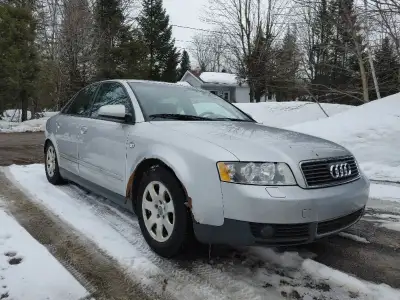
[
  {"xmin": 212, "ymin": 117, "xmax": 254, "ymax": 122},
  {"xmin": 148, "ymin": 114, "xmax": 211, "ymax": 121}
]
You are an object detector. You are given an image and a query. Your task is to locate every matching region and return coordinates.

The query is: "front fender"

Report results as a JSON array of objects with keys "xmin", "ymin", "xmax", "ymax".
[{"xmin": 128, "ymin": 143, "xmax": 234, "ymax": 226}]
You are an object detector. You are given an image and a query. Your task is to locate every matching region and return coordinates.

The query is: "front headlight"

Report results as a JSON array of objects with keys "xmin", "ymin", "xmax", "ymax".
[{"xmin": 217, "ymin": 162, "xmax": 297, "ymax": 186}]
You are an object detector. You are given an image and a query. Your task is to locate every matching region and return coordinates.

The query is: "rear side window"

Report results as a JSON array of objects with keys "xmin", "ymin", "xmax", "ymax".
[
  {"xmin": 90, "ymin": 82, "xmax": 133, "ymax": 118},
  {"xmin": 65, "ymin": 83, "xmax": 99, "ymax": 116}
]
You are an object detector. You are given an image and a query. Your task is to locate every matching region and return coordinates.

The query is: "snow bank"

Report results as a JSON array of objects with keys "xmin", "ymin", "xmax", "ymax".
[
  {"xmin": 0, "ymin": 207, "xmax": 88, "ymax": 299},
  {"xmin": 1, "ymin": 110, "xmax": 32, "ymax": 122},
  {"xmin": 288, "ymin": 94, "xmax": 400, "ymax": 182},
  {"xmin": 370, "ymin": 184, "xmax": 400, "ymax": 203},
  {"xmin": 200, "ymin": 72, "xmax": 241, "ymax": 85},
  {"xmin": 236, "ymin": 101, "xmax": 351, "ymax": 127},
  {"xmin": 0, "ymin": 115, "xmax": 57, "ymax": 133}
]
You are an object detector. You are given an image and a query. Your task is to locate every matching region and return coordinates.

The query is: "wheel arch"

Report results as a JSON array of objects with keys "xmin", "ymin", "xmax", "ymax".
[{"xmin": 127, "ymin": 158, "xmax": 191, "ymax": 214}]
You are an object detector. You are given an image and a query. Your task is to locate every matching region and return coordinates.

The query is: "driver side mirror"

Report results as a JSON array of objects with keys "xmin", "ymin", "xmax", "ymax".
[{"xmin": 98, "ymin": 104, "xmax": 134, "ymax": 123}]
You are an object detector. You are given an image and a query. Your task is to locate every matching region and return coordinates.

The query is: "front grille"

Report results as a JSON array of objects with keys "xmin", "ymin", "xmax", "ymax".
[
  {"xmin": 249, "ymin": 222, "xmax": 310, "ymax": 242},
  {"xmin": 317, "ymin": 208, "xmax": 364, "ymax": 235},
  {"xmin": 300, "ymin": 156, "xmax": 360, "ymax": 188}
]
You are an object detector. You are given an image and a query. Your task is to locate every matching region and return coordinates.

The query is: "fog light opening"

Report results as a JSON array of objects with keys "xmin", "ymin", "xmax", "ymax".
[{"xmin": 260, "ymin": 225, "xmax": 275, "ymax": 238}]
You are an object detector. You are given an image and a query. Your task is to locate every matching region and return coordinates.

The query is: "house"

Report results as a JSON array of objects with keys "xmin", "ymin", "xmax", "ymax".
[{"xmin": 179, "ymin": 70, "xmax": 253, "ymax": 103}]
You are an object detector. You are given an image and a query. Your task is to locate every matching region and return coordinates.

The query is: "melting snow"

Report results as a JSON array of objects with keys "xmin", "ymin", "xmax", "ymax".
[{"xmin": 0, "ymin": 206, "xmax": 88, "ymax": 300}]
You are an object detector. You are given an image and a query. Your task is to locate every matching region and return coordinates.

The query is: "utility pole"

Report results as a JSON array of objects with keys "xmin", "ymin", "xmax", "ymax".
[{"xmin": 364, "ymin": 0, "xmax": 381, "ymax": 99}]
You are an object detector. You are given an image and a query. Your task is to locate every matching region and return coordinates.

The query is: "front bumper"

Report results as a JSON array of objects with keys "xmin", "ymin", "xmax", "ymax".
[
  {"xmin": 194, "ymin": 207, "xmax": 365, "ymax": 246},
  {"xmin": 193, "ymin": 175, "xmax": 370, "ymax": 246}
]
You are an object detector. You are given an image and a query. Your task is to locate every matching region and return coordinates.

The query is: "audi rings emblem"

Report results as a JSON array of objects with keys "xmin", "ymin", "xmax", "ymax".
[{"xmin": 329, "ymin": 163, "xmax": 352, "ymax": 179}]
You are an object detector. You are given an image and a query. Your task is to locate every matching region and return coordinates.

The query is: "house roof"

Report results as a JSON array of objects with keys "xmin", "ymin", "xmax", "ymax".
[{"xmin": 199, "ymin": 72, "xmax": 240, "ymax": 85}]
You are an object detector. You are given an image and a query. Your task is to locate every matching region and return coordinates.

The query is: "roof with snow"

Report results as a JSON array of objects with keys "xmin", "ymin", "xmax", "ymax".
[{"xmin": 199, "ymin": 72, "xmax": 240, "ymax": 85}]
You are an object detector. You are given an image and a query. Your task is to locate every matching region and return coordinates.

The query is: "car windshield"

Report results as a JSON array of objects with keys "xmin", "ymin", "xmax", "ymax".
[{"xmin": 128, "ymin": 82, "xmax": 254, "ymax": 122}]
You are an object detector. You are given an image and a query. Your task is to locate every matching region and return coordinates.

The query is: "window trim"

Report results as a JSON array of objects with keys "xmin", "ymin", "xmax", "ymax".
[
  {"xmin": 88, "ymin": 81, "xmax": 135, "ymax": 124},
  {"xmin": 62, "ymin": 82, "xmax": 101, "ymax": 117}
]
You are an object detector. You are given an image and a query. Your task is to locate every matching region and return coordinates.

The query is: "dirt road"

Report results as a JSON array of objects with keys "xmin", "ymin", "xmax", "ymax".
[{"xmin": 0, "ymin": 132, "xmax": 44, "ymax": 166}]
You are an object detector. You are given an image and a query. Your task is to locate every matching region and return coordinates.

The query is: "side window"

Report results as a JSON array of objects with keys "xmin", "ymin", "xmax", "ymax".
[
  {"xmin": 65, "ymin": 83, "xmax": 99, "ymax": 116},
  {"xmin": 90, "ymin": 82, "xmax": 132, "ymax": 118}
]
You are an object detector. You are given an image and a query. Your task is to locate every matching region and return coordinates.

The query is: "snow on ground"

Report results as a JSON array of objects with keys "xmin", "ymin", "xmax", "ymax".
[
  {"xmin": 236, "ymin": 102, "xmax": 351, "ymax": 127},
  {"xmin": 364, "ymin": 211, "xmax": 400, "ymax": 233},
  {"xmin": 5, "ymin": 164, "xmax": 400, "ymax": 300},
  {"xmin": 370, "ymin": 184, "xmax": 400, "ymax": 203},
  {"xmin": 0, "ymin": 111, "xmax": 58, "ymax": 133},
  {"xmin": 1, "ymin": 110, "xmax": 32, "ymax": 122},
  {"xmin": 0, "ymin": 116, "xmax": 53, "ymax": 133},
  {"xmin": 0, "ymin": 204, "xmax": 88, "ymax": 300},
  {"xmin": 338, "ymin": 232, "xmax": 370, "ymax": 244},
  {"xmin": 247, "ymin": 247, "xmax": 399, "ymax": 300},
  {"xmin": 287, "ymin": 94, "xmax": 400, "ymax": 183}
]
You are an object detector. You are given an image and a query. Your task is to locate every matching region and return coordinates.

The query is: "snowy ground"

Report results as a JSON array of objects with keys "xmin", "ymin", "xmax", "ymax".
[
  {"xmin": 1, "ymin": 96, "xmax": 400, "ymax": 299},
  {"xmin": 3, "ymin": 164, "xmax": 400, "ymax": 300},
  {"xmin": 0, "ymin": 203, "xmax": 89, "ymax": 300},
  {"xmin": 286, "ymin": 95, "xmax": 400, "ymax": 183},
  {"xmin": 0, "ymin": 112, "xmax": 58, "ymax": 133},
  {"xmin": 236, "ymin": 101, "xmax": 351, "ymax": 127}
]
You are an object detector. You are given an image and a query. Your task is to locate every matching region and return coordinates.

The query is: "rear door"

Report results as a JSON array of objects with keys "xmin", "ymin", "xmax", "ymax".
[
  {"xmin": 55, "ymin": 83, "xmax": 99, "ymax": 174},
  {"xmin": 78, "ymin": 82, "xmax": 135, "ymax": 196}
]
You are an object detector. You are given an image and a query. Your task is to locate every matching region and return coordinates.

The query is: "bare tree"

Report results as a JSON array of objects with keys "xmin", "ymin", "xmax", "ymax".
[
  {"xmin": 369, "ymin": 0, "xmax": 400, "ymax": 89},
  {"xmin": 192, "ymin": 32, "xmax": 227, "ymax": 72}
]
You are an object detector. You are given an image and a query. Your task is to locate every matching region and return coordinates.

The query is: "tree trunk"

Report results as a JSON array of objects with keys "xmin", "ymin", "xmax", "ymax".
[
  {"xmin": 357, "ymin": 56, "xmax": 369, "ymax": 103},
  {"xmin": 20, "ymin": 89, "xmax": 28, "ymax": 122},
  {"xmin": 249, "ymin": 85, "xmax": 254, "ymax": 103}
]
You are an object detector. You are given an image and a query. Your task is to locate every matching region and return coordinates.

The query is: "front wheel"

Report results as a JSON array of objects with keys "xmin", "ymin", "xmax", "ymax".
[
  {"xmin": 45, "ymin": 142, "xmax": 64, "ymax": 185},
  {"xmin": 137, "ymin": 166, "xmax": 193, "ymax": 257}
]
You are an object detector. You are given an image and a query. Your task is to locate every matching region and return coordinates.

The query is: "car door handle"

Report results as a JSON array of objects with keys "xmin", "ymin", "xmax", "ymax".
[
  {"xmin": 80, "ymin": 126, "xmax": 88, "ymax": 134},
  {"xmin": 56, "ymin": 122, "xmax": 61, "ymax": 130}
]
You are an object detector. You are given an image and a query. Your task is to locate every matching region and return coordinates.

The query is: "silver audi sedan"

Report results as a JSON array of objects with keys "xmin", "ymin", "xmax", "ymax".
[{"xmin": 44, "ymin": 80, "xmax": 370, "ymax": 257}]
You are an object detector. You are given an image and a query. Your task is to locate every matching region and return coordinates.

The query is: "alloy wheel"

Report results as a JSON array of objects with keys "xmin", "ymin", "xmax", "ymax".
[{"xmin": 142, "ymin": 181, "xmax": 175, "ymax": 243}]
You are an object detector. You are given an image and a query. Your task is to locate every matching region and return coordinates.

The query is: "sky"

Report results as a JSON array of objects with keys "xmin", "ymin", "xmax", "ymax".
[{"xmin": 163, "ymin": 0, "xmax": 213, "ymax": 64}]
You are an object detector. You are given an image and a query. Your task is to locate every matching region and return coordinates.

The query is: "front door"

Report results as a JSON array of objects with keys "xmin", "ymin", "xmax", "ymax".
[
  {"xmin": 78, "ymin": 82, "xmax": 135, "ymax": 197},
  {"xmin": 56, "ymin": 83, "xmax": 99, "ymax": 174}
]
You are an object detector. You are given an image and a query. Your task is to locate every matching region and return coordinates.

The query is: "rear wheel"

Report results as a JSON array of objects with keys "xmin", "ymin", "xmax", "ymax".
[
  {"xmin": 45, "ymin": 142, "xmax": 64, "ymax": 185},
  {"xmin": 137, "ymin": 166, "xmax": 193, "ymax": 257}
]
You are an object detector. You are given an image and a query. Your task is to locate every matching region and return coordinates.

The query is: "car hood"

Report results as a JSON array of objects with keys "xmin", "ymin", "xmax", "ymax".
[{"xmin": 151, "ymin": 121, "xmax": 350, "ymax": 163}]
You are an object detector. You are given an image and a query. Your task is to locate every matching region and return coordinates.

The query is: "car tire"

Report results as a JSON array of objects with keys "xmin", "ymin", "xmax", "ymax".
[
  {"xmin": 45, "ymin": 141, "xmax": 64, "ymax": 185},
  {"xmin": 137, "ymin": 165, "xmax": 193, "ymax": 258}
]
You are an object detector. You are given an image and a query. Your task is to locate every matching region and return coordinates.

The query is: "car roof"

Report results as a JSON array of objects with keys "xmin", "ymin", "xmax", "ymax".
[{"xmin": 98, "ymin": 79, "xmax": 194, "ymax": 88}]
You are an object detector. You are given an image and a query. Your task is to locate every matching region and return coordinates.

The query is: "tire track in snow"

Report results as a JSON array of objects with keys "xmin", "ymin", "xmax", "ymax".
[
  {"xmin": 60, "ymin": 184, "xmax": 380, "ymax": 300},
  {"xmin": 62, "ymin": 184, "xmax": 271, "ymax": 300}
]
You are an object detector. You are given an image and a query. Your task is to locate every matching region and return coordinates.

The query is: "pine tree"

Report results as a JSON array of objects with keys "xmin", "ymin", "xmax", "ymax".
[
  {"xmin": 0, "ymin": 4, "xmax": 38, "ymax": 121},
  {"xmin": 60, "ymin": 0, "xmax": 93, "ymax": 103},
  {"xmin": 94, "ymin": 0, "xmax": 125, "ymax": 79},
  {"xmin": 329, "ymin": 0, "xmax": 367, "ymax": 104},
  {"xmin": 178, "ymin": 50, "xmax": 191, "ymax": 79},
  {"xmin": 138, "ymin": 0, "xmax": 179, "ymax": 81},
  {"xmin": 275, "ymin": 28, "xmax": 300, "ymax": 101},
  {"xmin": 374, "ymin": 37, "xmax": 399, "ymax": 98},
  {"xmin": 310, "ymin": 0, "xmax": 334, "ymax": 97}
]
